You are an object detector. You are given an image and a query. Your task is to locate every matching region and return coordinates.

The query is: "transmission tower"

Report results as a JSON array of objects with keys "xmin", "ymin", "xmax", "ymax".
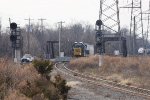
[
  {"xmin": 144, "ymin": 0, "xmax": 150, "ymax": 51},
  {"xmin": 121, "ymin": 0, "xmax": 143, "ymax": 55},
  {"xmin": 99, "ymin": 0, "xmax": 121, "ymax": 53},
  {"xmin": 99, "ymin": 0, "xmax": 120, "ymax": 33}
]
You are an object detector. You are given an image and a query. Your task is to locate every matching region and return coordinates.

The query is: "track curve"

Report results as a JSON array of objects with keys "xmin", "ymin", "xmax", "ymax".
[{"xmin": 55, "ymin": 63, "xmax": 150, "ymax": 100}]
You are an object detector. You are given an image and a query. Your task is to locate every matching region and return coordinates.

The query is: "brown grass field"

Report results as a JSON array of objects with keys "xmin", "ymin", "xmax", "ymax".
[
  {"xmin": 0, "ymin": 58, "xmax": 37, "ymax": 99},
  {"xmin": 0, "ymin": 58, "xmax": 70, "ymax": 100},
  {"xmin": 69, "ymin": 55, "xmax": 150, "ymax": 89}
]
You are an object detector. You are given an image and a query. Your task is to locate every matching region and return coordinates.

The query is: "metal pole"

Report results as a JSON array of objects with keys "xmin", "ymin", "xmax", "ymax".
[
  {"xmin": 146, "ymin": 16, "xmax": 149, "ymax": 55},
  {"xmin": 130, "ymin": 0, "xmax": 134, "ymax": 55},
  {"xmin": 99, "ymin": 0, "xmax": 104, "ymax": 67},
  {"xmin": 116, "ymin": 0, "xmax": 121, "ymax": 53},
  {"xmin": 58, "ymin": 21, "xmax": 65, "ymax": 57},
  {"xmin": 145, "ymin": 0, "xmax": 150, "ymax": 55},
  {"xmin": 0, "ymin": 18, "xmax": 1, "ymax": 37},
  {"xmin": 133, "ymin": 16, "xmax": 136, "ymax": 55},
  {"xmin": 59, "ymin": 26, "xmax": 61, "ymax": 57},
  {"xmin": 140, "ymin": 0, "xmax": 144, "ymax": 48}
]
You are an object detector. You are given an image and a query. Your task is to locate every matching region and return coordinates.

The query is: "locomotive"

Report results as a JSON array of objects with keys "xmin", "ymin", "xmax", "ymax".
[{"xmin": 72, "ymin": 42, "xmax": 87, "ymax": 57}]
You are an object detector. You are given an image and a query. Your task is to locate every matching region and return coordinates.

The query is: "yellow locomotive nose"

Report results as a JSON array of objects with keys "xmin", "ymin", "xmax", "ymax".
[{"xmin": 74, "ymin": 48, "xmax": 82, "ymax": 56}]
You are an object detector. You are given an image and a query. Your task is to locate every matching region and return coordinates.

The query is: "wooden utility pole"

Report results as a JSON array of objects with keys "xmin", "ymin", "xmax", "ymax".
[{"xmin": 24, "ymin": 18, "xmax": 33, "ymax": 53}]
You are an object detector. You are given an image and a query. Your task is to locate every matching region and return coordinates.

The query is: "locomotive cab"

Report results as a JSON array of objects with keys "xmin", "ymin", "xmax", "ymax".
[{"xmin": 72, "ymin": 42, "xmax": 87, "ymax": 57}]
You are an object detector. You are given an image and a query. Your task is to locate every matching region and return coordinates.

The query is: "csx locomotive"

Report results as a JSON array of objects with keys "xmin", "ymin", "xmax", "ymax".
[{"xmin": 72, "ymin": 42, "xmax": 87, "ymax": 57}]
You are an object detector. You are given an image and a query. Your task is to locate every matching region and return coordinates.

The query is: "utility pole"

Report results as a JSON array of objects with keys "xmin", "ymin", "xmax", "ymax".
[
  {"xmin": 143, "ymin": 0, "xmax": 150, "ymax": 55},
  {"xmin": 133, "ymin": 16, "xmax": 136, "ymax": 55},
  {"xmin": 116, "ymin": 0, "xmax": 121, "ymax": 53},
  {"xmin": 146, "ymin": 0, "xmax": 150, "ymax": 52},
  {"xmin": 58, "ymin": 21, "xmax": 65, "ymax": 57},
  {"xmin": 38, "ymin": 18, "xmax": 46, "ymax": 34},
  {"xmin": 0, "ymin": 18, "xmax": 1, "ymax": 36},
  {"xmin": 146, "ymin": 15, "xmax": 150, "ymax": 55},
  {"xmin": 98, "ymin": 0, "xmax": 104, "ymax": 67},
  {"xmin": 24, "ymin": 18, "xmax": 33, "ymax": 54},
  {"xmin": 9, "ymin": 18, "xmax": 11, "ymax": 24},
  {"xmin": 38, "ymin": 18, "xmax": 46, "ymax": 56},
  {"xmin": 120, "ymin": 0, "xmax": 143, "ymax": 55}
]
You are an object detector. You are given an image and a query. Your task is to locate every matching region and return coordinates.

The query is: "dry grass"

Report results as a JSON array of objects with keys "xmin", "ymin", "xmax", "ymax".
[
  {"xmin": 0, "ymin": 58, "xmax": 70, "ymax": 100},
  {"xmin": 69, "ymin": 55, "xmax": 150, "ymax": 89},
  {"xmin": 4, "ymin": 90, "xmax": 31, "ymax": 100},
  {"xmin": 69, "ymin": 56, "xmax": 99, "ymax": 72},
  {"xmin": 0, "ymin": 58, "xmax": 41, "ymax": 99}
]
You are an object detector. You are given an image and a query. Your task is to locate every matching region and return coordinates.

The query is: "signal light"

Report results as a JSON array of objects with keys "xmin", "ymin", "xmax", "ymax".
[
  {"xmin": 10, "ymin": 35, "xmax": 17, "ymax": 41},
  {"xmin": 10, "ymin": 22, "xmax": 17, "ymax": 30},
  {"xmin": 96, "ymin": 20, "xmax": 103, "ymax": 26}
]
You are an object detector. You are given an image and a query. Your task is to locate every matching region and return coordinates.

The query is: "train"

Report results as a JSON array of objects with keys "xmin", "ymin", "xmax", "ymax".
[
  {"xmin": 72, "ymin": 42, "xmax": 87, "ymax": 57},
  {"xmin": 72, "ymin": 42, "xmax": 94, "ymax": 57}
]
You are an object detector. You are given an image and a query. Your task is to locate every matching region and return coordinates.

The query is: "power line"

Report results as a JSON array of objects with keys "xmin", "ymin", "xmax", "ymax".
[
  {"xmin": 24, "ymin": 18, "xmax": 33, "ymax": 54},
  {"xmin": 120, "ymin": 0, "xmax": 143, "ymax": 55}
]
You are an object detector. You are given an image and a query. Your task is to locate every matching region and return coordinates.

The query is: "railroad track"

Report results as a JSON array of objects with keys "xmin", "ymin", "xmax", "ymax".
[{"xmin": 55, "ymin": 63, "xmax": 150, "ymax": 99}]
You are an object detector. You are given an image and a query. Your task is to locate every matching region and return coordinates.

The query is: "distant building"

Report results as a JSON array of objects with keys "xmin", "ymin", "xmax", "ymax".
[{"xmin": 85, "ymin": 43, "xmax": 94, "ymax": 55}]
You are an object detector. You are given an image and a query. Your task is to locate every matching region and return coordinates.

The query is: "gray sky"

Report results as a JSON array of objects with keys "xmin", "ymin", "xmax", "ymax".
[{"xmin": 0, "ymin": 0, "xmax": 149, "ymax": 29}]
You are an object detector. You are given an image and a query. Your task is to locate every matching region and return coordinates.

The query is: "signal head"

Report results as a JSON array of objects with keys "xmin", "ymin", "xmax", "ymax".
[
  {"xmin": 10, "ymin": 35, "xmax": 17, "ymax": 41},
  {"xmin": 96, "ymin": 20, "xmax": 103, "ymax": 26},
  {"xmin": 10, "ymin": 22, "xmax": 17, "ymax": 30}
]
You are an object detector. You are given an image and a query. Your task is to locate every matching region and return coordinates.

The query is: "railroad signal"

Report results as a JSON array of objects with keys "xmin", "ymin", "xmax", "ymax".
[
  {"xmin": 96, "ymin": 20, "xmax": 103, "ymax": 26},
  {"xmin": 9, "ymin": 22, "xmax": 23, "ymax": 63},
  {"xmin": 10, "ymin": 35, "xmax": 17, "ymax": 42},
  {"xmin": 10, "ymin": 22, "xmax": 17, "ymax": 30},
  {"xmin": 9, "ymin": 22, "xmax": 23, "ymax": 49},
  {"xmin": 96, "ymin": 32, "xmax": 103, "ymax": 43},
  {"xmin": 10, "ymin": 22, "xmax": 18, "ymax": 42}
]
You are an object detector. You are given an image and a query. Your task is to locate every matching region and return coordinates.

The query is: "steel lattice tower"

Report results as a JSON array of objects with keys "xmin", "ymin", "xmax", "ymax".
[
  {"xmin": 99, "ymin": 0, "xmax": 121, "ymax": 52},
  {"xmin": 121, "ymin": 0, "xmax": 144, "ymax": 55},
  {"xmin": 99, "ymin": 0, "xmax": 120, "ymax": 33},
  {"xmin": 144, "ymin": 0, "xmax": 150, "ymax": 51}
]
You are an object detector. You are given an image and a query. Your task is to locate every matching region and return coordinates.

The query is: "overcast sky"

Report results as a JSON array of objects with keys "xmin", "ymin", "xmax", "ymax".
[{"xmin": 0, "ymin": 0, "xmax": 149, "ymax": 29}]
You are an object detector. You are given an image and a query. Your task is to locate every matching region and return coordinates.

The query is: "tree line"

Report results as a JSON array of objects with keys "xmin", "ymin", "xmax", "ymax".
[{"xmin": 0, "ymin": 22, "xmax": 148, "ymax": 58}]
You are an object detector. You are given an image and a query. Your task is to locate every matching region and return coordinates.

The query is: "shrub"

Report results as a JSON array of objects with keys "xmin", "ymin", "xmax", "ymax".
[
  {"xmin": 53, "ymin": 75, "xmax": 71, "ymax": 100},
  {"xmin": 32, "ymin": 60, "xmax": 53, "ymax": 77},
  {"xmin": 35, "ymin": 78, "xmax": 59, "ymax": 100},
  {"xmin": 0, "ymin": 58, "xmax": 70, "ymax": 100}
]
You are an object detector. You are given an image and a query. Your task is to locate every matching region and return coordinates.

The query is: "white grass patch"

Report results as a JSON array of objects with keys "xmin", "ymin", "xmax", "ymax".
[{"xmin": 67, "ymin": 81, "xmax": 82, "ymax": 88}]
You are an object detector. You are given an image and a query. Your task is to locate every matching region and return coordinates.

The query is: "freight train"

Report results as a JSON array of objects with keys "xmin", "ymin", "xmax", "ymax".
[{"xmin": 72, "ymin": 42, "xmax": 87, "ymax": 57}]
